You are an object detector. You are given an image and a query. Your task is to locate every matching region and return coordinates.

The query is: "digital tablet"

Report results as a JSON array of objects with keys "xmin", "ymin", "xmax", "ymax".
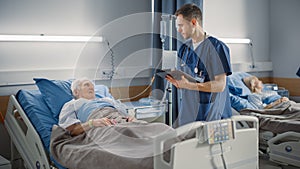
[{"xmin": 156, "ymin": 69, "xmax": 199, "ymax": 82}]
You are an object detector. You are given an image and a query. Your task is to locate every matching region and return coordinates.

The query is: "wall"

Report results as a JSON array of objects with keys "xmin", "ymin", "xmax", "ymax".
[
  {"xmin": 203, "ymin": 0, "xmax": 271, "ymax": 77},
  {"xmin": 269, "ymin": 0, "xmax": 300, "ymax": 97},
  {"xmin": 0, "ymin": 0, "xmax": 154, "ymax": 161},
  {"xmin": 203, "ymin": 0, "xmax": 300, "ymax": 96},
  {"xmin": 270, "ymin": 0, "xmax": 300, "ymax": 78},
  {"xmin": 269, "ymin": 0, "xmax": 300, "ymax": 96},
  {"xmin": 0, "ymin": 0, "xmax": 153, "ymax": 96}
]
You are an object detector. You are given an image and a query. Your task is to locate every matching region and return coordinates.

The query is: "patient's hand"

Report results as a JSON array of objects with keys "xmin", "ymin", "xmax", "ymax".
[
  {"xmin": 93, "ymin": 117, "xmax": 113, "ymax": 127},
  {"xmin": 264, "ymin": 96, "xmax": 289, "ymax": 109},
  {"xmin": 128, "ymin": 116, "xmax": 136, "ymax": 122},
  {"xmin": 281, "ymin": 97, "xmax": 289, "ymax": 102}
]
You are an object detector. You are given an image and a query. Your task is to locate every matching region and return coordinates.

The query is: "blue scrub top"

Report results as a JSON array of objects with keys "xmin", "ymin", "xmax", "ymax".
[{"xmin": 176, "ymin": 36, "xmax": 232, "ymax": 126}]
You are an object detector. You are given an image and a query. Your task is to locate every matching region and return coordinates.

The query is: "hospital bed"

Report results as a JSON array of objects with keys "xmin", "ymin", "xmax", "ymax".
[
  {"xmin": 227, "ymin": 72, "xmax": 300, "ymax": 167},
  {"xmin": 4, "ymin": 77, "xmax": 260, "ymax": 169}
]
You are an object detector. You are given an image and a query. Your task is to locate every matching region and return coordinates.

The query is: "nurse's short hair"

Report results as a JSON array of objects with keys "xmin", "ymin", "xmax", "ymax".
[
  {"xmin": 71, "ymin": 77, "xmax": 94, "ymax": 95},
  {"xmin": 175, "ymin": 3, "xmax": 202, "ymax": 22}
]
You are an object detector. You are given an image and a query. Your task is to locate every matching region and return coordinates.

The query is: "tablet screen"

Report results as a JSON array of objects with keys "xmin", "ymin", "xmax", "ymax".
[{"xmin": 156, "ymin": 69, "xmax": 198, "ymax": 82}]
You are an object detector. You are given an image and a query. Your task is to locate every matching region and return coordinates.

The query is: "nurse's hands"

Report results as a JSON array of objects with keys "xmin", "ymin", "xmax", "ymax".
[{"xmin": 166, "ymin": 75, "xmax": 195, "ymax": 90}]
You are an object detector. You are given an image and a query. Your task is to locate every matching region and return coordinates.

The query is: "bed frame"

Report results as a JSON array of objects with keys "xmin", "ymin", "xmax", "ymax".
[
  {"xmin": 268, "ymin": 132, "xmax": 300, "ymax": 167},
  {"xmin": 154, "ymin": 115, "xmax": 259, "ymax": 169},
  {"xmin": 5, "ymin": 95, "xmax": 54, "ymax": 169},
  {"xmin": 5, "ymin": 94, "xmax": 260, "ymax": 169}
]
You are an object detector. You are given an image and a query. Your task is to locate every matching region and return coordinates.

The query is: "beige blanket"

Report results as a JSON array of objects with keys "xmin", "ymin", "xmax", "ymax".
[
  {"xmin": 240, "ymin": 101, "xmax": 300, "ymax": 133},
  {"xmin": 50, "ymin": 107, "xmax": 175, "ymax": 169}
]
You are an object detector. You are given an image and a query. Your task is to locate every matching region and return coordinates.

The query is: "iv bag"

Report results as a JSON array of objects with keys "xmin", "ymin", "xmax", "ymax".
[{"xmin": 160, "ymin": 20, "xmax": 167, "ymax": 43}]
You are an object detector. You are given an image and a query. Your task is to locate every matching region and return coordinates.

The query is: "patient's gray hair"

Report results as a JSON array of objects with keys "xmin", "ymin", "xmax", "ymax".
[{"xmin": 71, "ymin": 77, "xmax": 94, "ymax": 95}]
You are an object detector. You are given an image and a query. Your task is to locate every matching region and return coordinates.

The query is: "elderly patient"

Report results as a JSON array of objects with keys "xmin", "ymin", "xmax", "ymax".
[
  {"xmin": 53, "ymin": 78, "xmax": 176, "ymax": 169},
  {"xmin": 243, "ymin": 76, "xmax": 289, "ymax": 109},
  {"xmin": 58, "ymin": 78, "xmax": 136, "ymax": 136}
]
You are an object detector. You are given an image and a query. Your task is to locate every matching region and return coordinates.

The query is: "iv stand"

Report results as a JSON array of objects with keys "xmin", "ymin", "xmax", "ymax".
[{"xmin": 161, "ymin": 14, "xmax": 176, "ymax": 126}]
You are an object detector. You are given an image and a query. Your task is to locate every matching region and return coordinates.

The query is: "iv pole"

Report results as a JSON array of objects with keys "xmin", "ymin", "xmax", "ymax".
[{"xmin": 160, "ymin": 14, "xmax": 176, "ymax": 126}]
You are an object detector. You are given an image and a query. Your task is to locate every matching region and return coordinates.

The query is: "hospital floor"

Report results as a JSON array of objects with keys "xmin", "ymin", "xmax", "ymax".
[{"xmin": 259, "ymin": 156, "xmax": 300, "ymax": 169}]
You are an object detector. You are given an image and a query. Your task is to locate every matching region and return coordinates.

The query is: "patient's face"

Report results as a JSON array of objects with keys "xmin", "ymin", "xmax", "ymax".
[
  {"xmin": 252, "ymin": 78, "xmax": 263, "ymax": 91},
  {"xmin": 77, "ymin": 80, "xmax": 95, "ymax": 100}
]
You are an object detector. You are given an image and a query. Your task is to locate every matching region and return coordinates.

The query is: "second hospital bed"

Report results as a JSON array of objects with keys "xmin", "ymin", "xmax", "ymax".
[
  {"xmin": 5, "ymin": 77, "xmax": 259, "ymax": 169},
  {"xmin": 227, "ymin": 72, "xmax": 300, "ymax": 167}
]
